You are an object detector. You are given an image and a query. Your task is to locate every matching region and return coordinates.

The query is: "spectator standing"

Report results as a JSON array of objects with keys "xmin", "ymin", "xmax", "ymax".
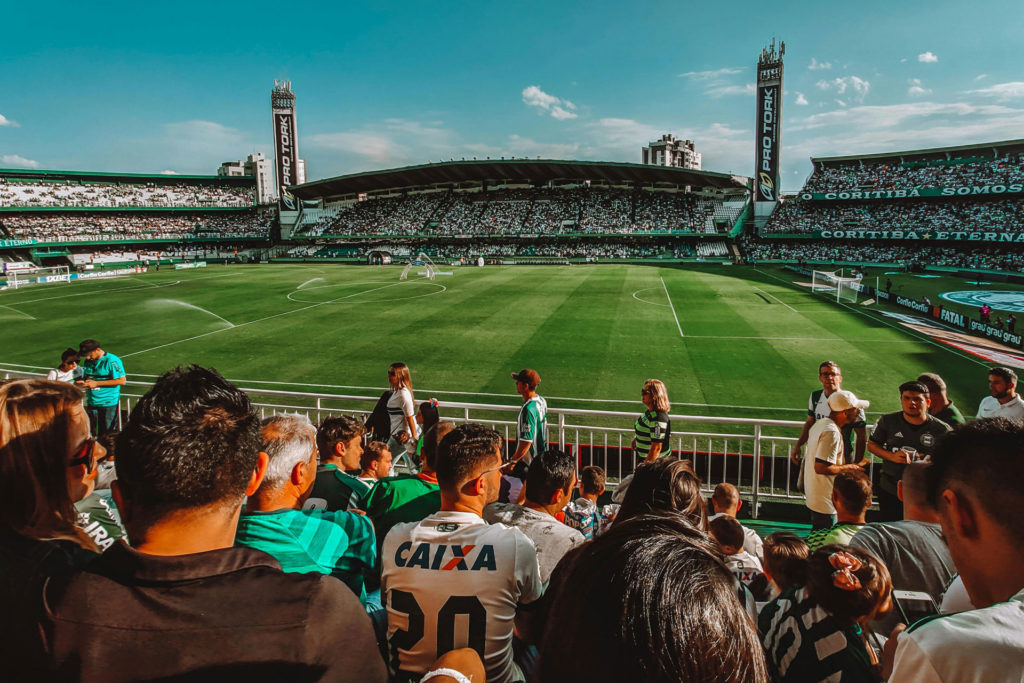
[
  {"xmin": 235, "ymin": 414, "xmax": 376, "ymax": 601},
  {"xmin": 46, "ymin": 348, "xmax": 81, "ymax": 383},
  {"xmin": 791, "ymin": 361, "xmax": 867, "ymax": 467},
  {"xmin": 76, "ymin": 339, "xmax": 125, "ymax": 436},
  {"xmin": 709, "ymin": 481, "xmax": 764, "ymax": 563},
  {"xmin": 306, "ymin": 415, "xmax": 370, "ymax": 512},
  {"xmin": 868, "ymin": 381, "xmax": 952, "ymax": 521},
  {"xmin": 357, "ymin": 441, "xmax": 393, "ymax": 488},
  {"xmin": 976, "ymin": 366, "xmax": 1024, "ymax": 420},
  {"xmin": 381, "ymin": 424, "xmax": 542, "ymax": 683},
  {"xmin": 41, "ymin": 366, "xmax": 385, "ymax": 681},
  {"xmin": 806, "ymin": 470, "xmax": 872, "ymax": 550},
  {"xmin": 802, "ymin": 390, "xmax": 871, "ymax": 530},
  {"xmin": 916, "ymin": 372, "xmax": 966, "ymax": 426},
  {"xmin": 386, "ymin": 362, "xmax": 419, "ymax": 466},
  {"xmin": 633, "ymin": 378, "xmax": 671, "ymax": 462},
  {"xmin": 849, "ymin": 462, "xmax": 955, "ymax": 635},
  {"xmin": 510, "ymin": 368, "xmax": 547, "ymax": 466},
  {"xmin": 483, "ymin": 448, "xmax": 585, "ymax": 583},
  {"xmin": 563, "ymin": 464, "xmax": 606, "ymax": 540},
  {"xmin": 886, "ymin": 419, "xmax": 1024, "ymax": 682}
]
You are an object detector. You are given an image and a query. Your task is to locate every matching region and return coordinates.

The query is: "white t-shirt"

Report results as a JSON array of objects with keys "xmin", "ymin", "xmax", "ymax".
[
  {"xmin": 482, "ymin": 502, "xmax": 584, "ymax": 583},
  {"xmin": 709, "ymin": 512, "xmax": 764, "ymax": 563},
  {"xmin": 47, "ymin": 367, "xmax": 81, "ymax": 383},
  {"xmin": 381, "ymin": 510, "xmax": 543, "ymax": 683},
  {"xmin": 725, "ymin": 550, "xmax": 763, "ymax": 585},
  {"xmin": 976, "ymin": 394, "xmax": 1024, "ymax": 421},
  {"xmin": 890, "ymin": 587, "xmax": 1024, "ymax": 683},
  {"xmin": 804, "ymin": 417, "xmax": 843, "ymax": 514},
  {"xmin": 387, "ymin": 387, "xmax": 418, "ymax": 452}
]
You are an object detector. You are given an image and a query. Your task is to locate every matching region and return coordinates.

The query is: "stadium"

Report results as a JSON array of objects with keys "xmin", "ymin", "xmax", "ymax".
[{"xmin": 3, "ymin": 24, "xmax": 1024, "ymax": 683}]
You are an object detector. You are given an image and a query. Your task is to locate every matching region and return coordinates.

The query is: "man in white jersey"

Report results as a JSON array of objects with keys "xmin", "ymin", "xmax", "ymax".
[
  {"xmin": 975, "ymin": 367, "xmax": 1024, "ymax": 421},
  {"xmin": 885, "ymin": 418, "xmax": 1024, "ymax": 682},
  {"xmin": 803, "ymin": 390, "xmax": 872, "ymax": 530},
  {"xmin": 382, "ymin": 423, "xmax": 543, "ymax": 683}
]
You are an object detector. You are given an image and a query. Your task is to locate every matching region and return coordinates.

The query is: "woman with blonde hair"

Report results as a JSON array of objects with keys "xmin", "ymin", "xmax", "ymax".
[
  {"xmin": 634, "ymin": 379, "xmax": 671, "ymax": 462},
  {"xmin": 386, "ymin": 362, "xmax": 419, "ymax": 466},
  {"xmin": 1, "ymin": 378, "xmax": 107, "ymax": 674}
]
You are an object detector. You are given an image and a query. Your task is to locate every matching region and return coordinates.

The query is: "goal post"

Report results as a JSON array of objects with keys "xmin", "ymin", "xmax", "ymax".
[
  {"xmin": 811, "ymin": 269, "xmax": 861, "ymax": 304},
  {"xmin": 6, "ymin": 265, "xmax": 71, "ymax": 289}
]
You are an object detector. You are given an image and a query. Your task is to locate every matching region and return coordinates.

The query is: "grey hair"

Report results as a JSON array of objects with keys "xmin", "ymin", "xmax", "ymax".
[{"xmin": 260, "ymin": 413, "xmax": 317, "ymax": 489}]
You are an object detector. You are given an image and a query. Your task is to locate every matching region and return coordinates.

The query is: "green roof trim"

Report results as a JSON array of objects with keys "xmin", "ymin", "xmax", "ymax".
[{"xmin": 812, "ymin": 138, "xmax": 1024, "ymax": 164}]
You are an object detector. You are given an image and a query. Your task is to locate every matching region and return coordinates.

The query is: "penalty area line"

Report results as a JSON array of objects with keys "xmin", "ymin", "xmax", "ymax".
[
  {"xmin": 752, "ymin": 286, "xmax": 798, "ymax": 313},
  {"xmin": 660, "ymin": 276, "xmax": 685, "ymax": 338}
]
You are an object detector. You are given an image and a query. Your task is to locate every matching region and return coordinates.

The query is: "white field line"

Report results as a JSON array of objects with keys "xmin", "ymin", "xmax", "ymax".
[
  {"xmin": 631, "ymin": 288, "xmax": 670, "ymax": 307},
  {"xmin": 122, "ymin": 278, "xmax": 423, "ymax": 358},
  {"xmin": 660, "ymin": 276, "xmax": 685, "ymax": 337},
  {"xmin": 2, "ymin": 280, "xmax": 182, "ymax": 305},
  {"xmin": 684, "ymin": 335, "xmax": 920, "ymax": 343},
  {"xmin": 0, "ymin": 304, "xmax": 35, "ymax": 320},
  {"xmin": 752, "ymin": 268, "xmax": 990, "ymax": 368},
  {"xmin": 753, "ymin": 286, "xmax": 798, "ymax": 313}
]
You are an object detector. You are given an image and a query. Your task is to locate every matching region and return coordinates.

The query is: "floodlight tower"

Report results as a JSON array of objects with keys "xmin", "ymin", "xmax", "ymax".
[
  {"xmin": 271, "ymin": 80, "xmax": 301, "ymax": 205},
  {"xmin": 754, "ymin": 39, "xmax": 785, "ymax": 229}
]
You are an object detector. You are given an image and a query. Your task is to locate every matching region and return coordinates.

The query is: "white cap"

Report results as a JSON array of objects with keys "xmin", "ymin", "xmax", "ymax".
[{"xmin": 827, "ymin": 390, "xmax": 870, "ymax": 412}]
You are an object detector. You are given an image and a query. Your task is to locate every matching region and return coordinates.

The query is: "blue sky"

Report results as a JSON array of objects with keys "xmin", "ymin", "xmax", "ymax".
[{"xmin": 2, "ymin": 0, "xmax": 1022, "ymax": 191}]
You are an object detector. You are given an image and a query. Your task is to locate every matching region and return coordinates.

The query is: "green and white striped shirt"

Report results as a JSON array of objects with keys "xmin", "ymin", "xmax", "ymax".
[{"xmin": 634, "ymin": 409, "xmax": 670, "ymax": 457}]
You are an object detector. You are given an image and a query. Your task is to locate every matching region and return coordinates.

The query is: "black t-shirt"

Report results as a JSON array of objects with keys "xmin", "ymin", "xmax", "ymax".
[{"xmin": 870, "ymin": 413, "xmax": 952, "ymax": 494}]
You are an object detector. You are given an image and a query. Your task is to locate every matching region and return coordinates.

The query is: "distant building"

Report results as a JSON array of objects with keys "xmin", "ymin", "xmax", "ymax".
[
  {"xmin": 218, "ymin": 152, "xmax": 276, "ymax": 204},
  {"xmin": 642, "ymin": 135, "xmax": 701, "ymax": 170}
]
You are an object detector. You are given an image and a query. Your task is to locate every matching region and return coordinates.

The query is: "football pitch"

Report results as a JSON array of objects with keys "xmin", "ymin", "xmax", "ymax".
[{"xmin": 0, "ymin": 263, "xmax": 992, "ymax": 421}]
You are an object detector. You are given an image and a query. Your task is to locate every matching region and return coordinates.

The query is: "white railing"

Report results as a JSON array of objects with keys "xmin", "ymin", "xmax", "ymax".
[{"xmin": 2, "ymin": 366, "xmax": 870, "ymax": 518}]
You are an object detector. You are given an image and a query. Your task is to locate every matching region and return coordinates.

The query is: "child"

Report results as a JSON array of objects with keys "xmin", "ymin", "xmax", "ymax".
[
  {"xmin": 750, "ymin": 531, "xmax": 809, "ymax": 602},
  {"xmin": 709, "ymin": 482, "xmax": 764, "ymax": 563},
  {"xmin": 563, "ymin": 465, "xmax": 608, "ymax": 540},
  {"xmin": 759, "ymin": 546, "xmax": 893, "ymax": 682},
  {"xmin": 47, "ymin": 348, "xmax": 81, "ymax": 383},
  {"xmin": 709, "ymin": 515, "xmax": 763, "ymax": 585}
]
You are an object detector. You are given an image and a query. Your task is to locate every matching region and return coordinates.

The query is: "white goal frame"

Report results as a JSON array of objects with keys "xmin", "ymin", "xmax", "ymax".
[
  {"xmin": 811, "ymin": 269, "xmax": 862, "ymax": 304},
  {"xmin": 6, "ymin": 265, "xmax": 71, "ymax": 289}
]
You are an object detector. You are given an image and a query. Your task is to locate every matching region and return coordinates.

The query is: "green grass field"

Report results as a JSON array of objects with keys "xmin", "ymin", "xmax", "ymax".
[{"xmin": 0, "ymin": 263, "xmax": 995, "ymax": 422}]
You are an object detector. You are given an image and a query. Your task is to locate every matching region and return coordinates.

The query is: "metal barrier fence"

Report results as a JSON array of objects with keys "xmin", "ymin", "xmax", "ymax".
[{"xmin": 1, "ymin": 366, "xmax": 872, "ymax": 519}]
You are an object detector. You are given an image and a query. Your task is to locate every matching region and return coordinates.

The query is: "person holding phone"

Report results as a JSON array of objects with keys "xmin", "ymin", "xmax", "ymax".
[{"xmin": 867, "ymin": 381, "xmax": 952, "ymax": 522}]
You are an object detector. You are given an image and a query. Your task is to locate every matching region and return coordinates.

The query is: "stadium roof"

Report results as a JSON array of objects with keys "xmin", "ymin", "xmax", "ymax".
[
  {"xmin": 290, "ymin": 159, "xmax": 750, "ymax": 198},
  {"xmin": 812, "ymin": 138, "xmax": 1024, "ymax": 164}
]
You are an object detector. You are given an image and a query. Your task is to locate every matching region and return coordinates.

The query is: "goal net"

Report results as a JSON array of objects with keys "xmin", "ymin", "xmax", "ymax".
[
  {"xmin": 400, "ymin": 253, "xmax": 439, "ymax": 281},
  {"xmin": 5, "ymin": 265, "xmax": 71, "ymax": 290},
  {"xmin": 811, "ymin": 269, "xmax": 861, "ymax": 304}
]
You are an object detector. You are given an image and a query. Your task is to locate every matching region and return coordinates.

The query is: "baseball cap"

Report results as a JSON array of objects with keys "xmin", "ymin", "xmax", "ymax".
[
  {"xmin": 510, "ymin": 369, "xmax": 541, "ymax": 389},
  {"xmin": 827, "ymin": 390, "xmax": 869, "ymax": 412},
  {"xmin": 78, "ymin": 339, "xmax": 100, "ymax": 354}
]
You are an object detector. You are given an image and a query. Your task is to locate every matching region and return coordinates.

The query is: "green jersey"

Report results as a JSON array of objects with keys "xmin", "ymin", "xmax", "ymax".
[
  {"xmin": 306, "ymin": 464, "xmax": 371, "ymax": 512},
  {"xmin": 634, "ymin": 409, "xmax": 670, "ymax": 458},
  {"xmin": 806, "ymin": 522, "xmax": 865, "ymax": 551},
  {"xmin": 517, "ymin": 395, "xmax": 548, "ymax": 461},
  {"xmin": 235, "ymin": 507, "xmax": 376, "ymax": 602},
  {"xmin": 80, "ymin": 351, "xmax": 125, "ymax": 407},
  {"xmin": 364, "ymin": 472, "xmax": 441, "ymax": 554}
]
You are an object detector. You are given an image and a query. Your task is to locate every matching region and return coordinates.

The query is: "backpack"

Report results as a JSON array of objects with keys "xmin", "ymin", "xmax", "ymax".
[{"xmin": 364, "ymin": 390, "xmax": 394, "ymax": 442}]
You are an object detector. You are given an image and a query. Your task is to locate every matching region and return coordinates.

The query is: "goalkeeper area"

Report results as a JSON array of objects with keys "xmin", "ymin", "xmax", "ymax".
[
  {"xmin": 0, "ymin": 263, "xmax": 992, "ymax": 419},
  {"xmin": 3, "ymin": 265, "xmax": 71, "ymax": 290}
]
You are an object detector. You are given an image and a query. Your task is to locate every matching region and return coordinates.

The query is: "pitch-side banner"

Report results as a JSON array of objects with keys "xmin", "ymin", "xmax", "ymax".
[
  {"xmin": 755, "ymin": 83, "xmax": 781, "ymax": 202},
  {"xmin": 274, "ymin": 111, "xmax": 298, "ymax": 197},
  {"xmin": 764, "ymin": 229, "xmax": 1024, "ymax": 242},
  {"xmin": 800, "ymin": 183, "xmax": 1024, "ymax": 201}
]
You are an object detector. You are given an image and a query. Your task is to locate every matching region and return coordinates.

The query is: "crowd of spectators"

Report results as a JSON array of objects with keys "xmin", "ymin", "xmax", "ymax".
[
  {"xmin": 741, "ymin": 238, "xmax": 1024, "ymax": 272},
  {"xmin": 764, "ymin": 197, "xmax": 1024, "ymax": 235},
  {"xmin": 803, "ymin": 152, "xmax": 1024, "ymax": 193},
  {"xmin": 0, "ymin": 179, "xmax": 255, "ymax": 208},
  {"xmin": 1, "ymin": 210, "xmax": 274, "ymax": 242},
  {"xmin": 306, "ymin": 187, "xmax": 723, "ymax": 238},
  {"xmin": 2, "ymin": 362, "xmax": 1021, "ymax": 681}
]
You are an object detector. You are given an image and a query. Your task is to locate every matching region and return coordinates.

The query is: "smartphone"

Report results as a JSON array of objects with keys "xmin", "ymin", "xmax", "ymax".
[{"xmin": 893, "ymin": 589, "xmax": 939, "ymax": 626}]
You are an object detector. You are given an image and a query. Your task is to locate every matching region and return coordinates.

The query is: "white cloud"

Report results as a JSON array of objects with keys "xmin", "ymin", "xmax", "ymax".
[
  {"xmin": 907, "ymin": 78, "xmax": 931, "ymax": 97},
  {"xmin": 808, "ymin": 58, "xmax": 831, "ymax": 71},
  {"xmin": 679, "ymin": 67, "xmax": 742, "ymax": 80},
  {"xmin": 522, "ymin": 85, "xmax": 578, "ymax": 120},
  {"xmin": 900, "ymin": 58, "xmax": 908, "ymax": 63},
  {"xmin": 706, "ymin": 83, "xmax": 755, "ymax": 98},
  {"xmin": 0, "ymin": 154, "xmax": 40, "ymax": 168},
  {"xmin": 918, "ymin": 51, "xmax": 938, "ymax": 63},
  {"xmin": 975, "ymin": 74, "xmax": 988, "ymax": 81},
  {"xmin": 160, "ymin": 169, "xmax": 179, "ymax": 175},
  {"xmin": 967, "ymin": 82, "xmax": 1024, "ymax": 101},
  {"xmin": 795, "ymin": 92, "xmax": 809, "ymax": 106},
  {"xmin": 0, "ymin": 113, "xmax": 19, "ymax": 128},
  {"xmin": 815, "ymin": 76, "xmax": 870, "ymax": 102}
]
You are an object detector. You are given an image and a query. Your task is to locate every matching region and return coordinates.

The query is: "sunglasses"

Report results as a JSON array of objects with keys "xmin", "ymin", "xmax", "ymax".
[
  {"xmin": 68, "ymin": 438, "xmax": 100, "ymax": 473},
  {"xmin": 477, "ymin": 460, "xmax": 515, "ymax": 479}
]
